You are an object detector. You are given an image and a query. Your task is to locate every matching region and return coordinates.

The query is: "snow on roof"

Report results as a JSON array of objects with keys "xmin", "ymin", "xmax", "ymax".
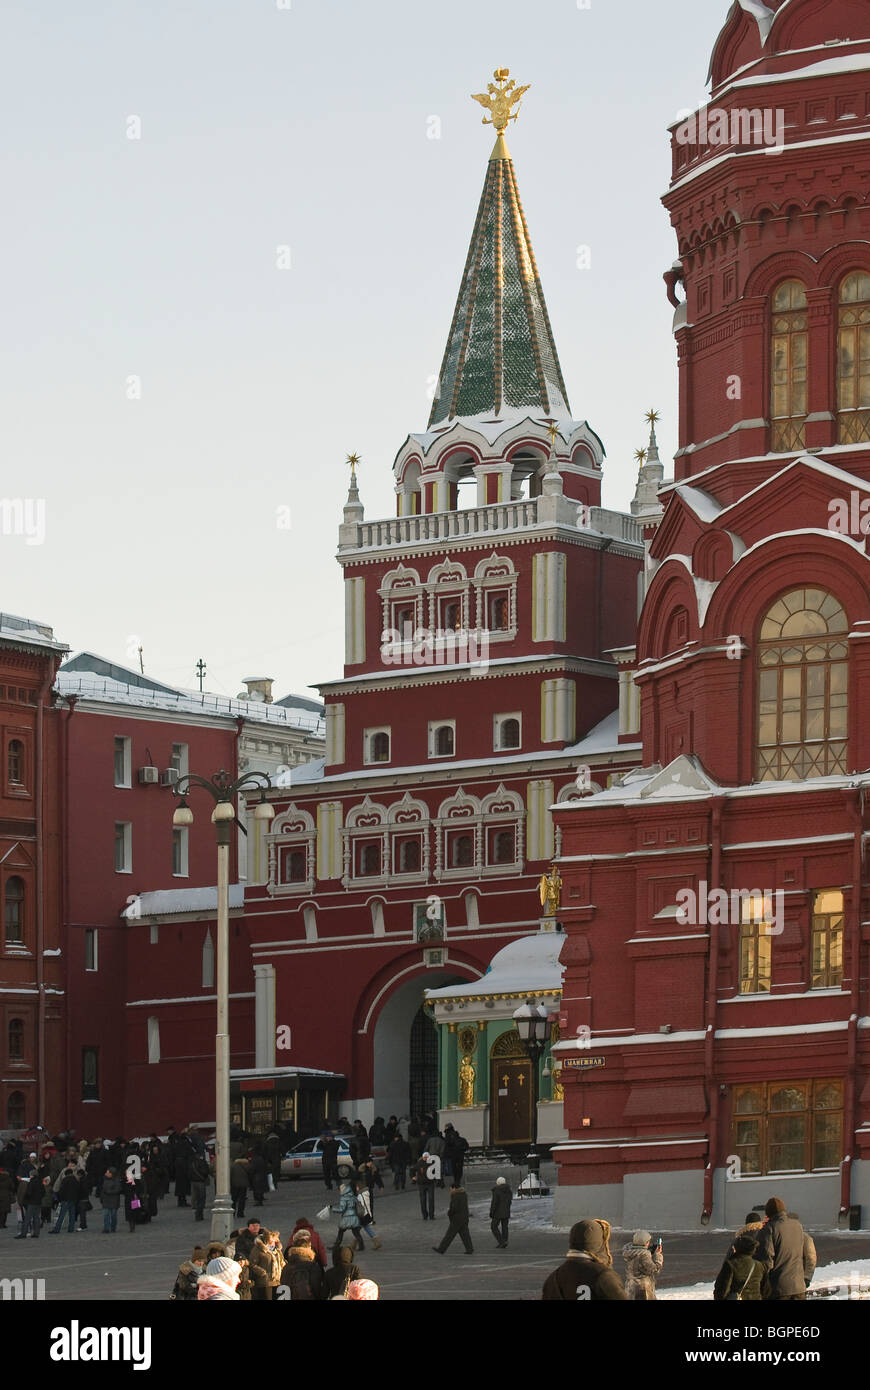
[
  {"xmin": 722, "ymin": 46, "xmax": 870, "ymax": 97},
  {"xmin": 274, "ymin": 757, "xmax": 326, "ymax": 788},
  {"xmin": 735, "ymin": 0, "xmax": 774, "ymax": 42},
  {"xmin": 408, "ymin": 412, "xmax": 589, "ymax": 455},
  {"xmin": 0, "ymin": 612, "xmax": 68, "ymax": 653},
  {"xmin": 425, "ymin": 930, "xmax": 566, "ymax": 1002},
  {"xmin": 668, "ymin": 126, "xmax": 870, "ymax": 196},
  {"xmin": 57, "ymin": 661, "xmax": 325, "ymax": 735},
  {"xmin": 121, "ymin": 885, "xmax": 245, "ymax": 919},
  {"xmin": 673, "ymin": 484, "xmax": 723, "ymax": 523},
  {"xmin": 560, "ymin": 755, "xmax": 722, "ymax": 810}
]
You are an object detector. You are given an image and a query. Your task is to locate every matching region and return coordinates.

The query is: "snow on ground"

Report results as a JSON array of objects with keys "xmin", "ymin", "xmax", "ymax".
[{"xmin": 659, "ymin": 1258, "xmax": 870, "ymax": 1301}]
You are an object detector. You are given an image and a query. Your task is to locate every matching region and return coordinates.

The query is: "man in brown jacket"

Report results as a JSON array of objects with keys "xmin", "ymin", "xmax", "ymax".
[{"xmin": 542, "ymin": 1219, "xmax": 627, "ymax": 1300}]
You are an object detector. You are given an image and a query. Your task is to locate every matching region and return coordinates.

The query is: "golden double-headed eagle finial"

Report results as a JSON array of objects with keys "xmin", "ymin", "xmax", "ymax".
[{"xmin": 471, "ymin": 68, "xmax": 530, "ymax": 134}]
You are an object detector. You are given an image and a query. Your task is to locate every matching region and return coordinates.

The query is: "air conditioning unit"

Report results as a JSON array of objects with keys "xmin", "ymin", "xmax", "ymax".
[
  {"xmin": 137, "ymin": 766, "xmax": 159, "ymax": 785},
  {"xmin": 160, "ymin": 768, "xmax": 179, "ymax": 787}
]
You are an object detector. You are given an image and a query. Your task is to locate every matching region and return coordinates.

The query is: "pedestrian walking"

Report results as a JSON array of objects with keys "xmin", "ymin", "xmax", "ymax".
[
  {"xmin": 189, "ymin": 1150, "xmax": 211, "ymax": 1222},
  {"xmin": 248, "ymin": 1148, "xmax": 268, "ymax": 1207},
  {"xmin": 754, "ymin": 1197, "xmax": 807, "ymax": 1300},
  {"xmin": 101, "ymin": 1168, "xmax": 122, "ymax": 1232},
  {"xmin": 489, "ymin": 1176, "xmax": 512, "ymax": 1248},
  {"xmin": 123, "ymin": 1173, "xmax": 145, "ymax": 1233},
  {"xmin": 413, "ymin": 1151, "xmax": 436, "ymax": 1221},
  {"xmin": 321, "ymin": 1132, "xmax": 340, "ymax": 1190},
  {"xmin": 333, "ymin": 1181, "xmax": 366, "ymax": 1252},
  {"xmin": 787, "ymin": 1212, "xmax": 817, "ymax": 1289},
  {"xmin": 76, "ymin": 1169, "xmax": 92, "ymax": 1231},
  {"xmin": 621, "ymin": 1231, "xmax": 664, "ymax": 1300},
  {"xmin": 50, "ymin": 1162, "xmax": 80, "ymax": 1234},
  {"xmin": 443, "ymin": 1124, "xmax": 469, "ymax": 1185},
  {"xmin": 388, "ymin": 1133, "xmax": 410, "ymax": 1190},
  {"xmin": 16, "ymin": 1171, "xmax": 45, "ymax": 1240},
  {"xmin": 230, "ymin": 1157, "xmax": 251, "ymax": 1219},
  {"xmin": 174, "ymin": 1144, "xmax": 191, "ymax": 1208},
  {"xmin": 432, "ymin": 1181, "xmax": 473, "ymax": 1255},
  {"xmin": 712, "ymin": 1234, "xmax": 764, "ymax": 1301},
  {"xmin": 542, "ymin": 1219, "xmax": 627, "ymax": 1300},
  {"xmin": 426, "ymin": 1129, "xmax": 446, "ymax": 1187},
  {"xmin": 354, "ymin": 1178, "xmax": 382, "ymax": 1249}
]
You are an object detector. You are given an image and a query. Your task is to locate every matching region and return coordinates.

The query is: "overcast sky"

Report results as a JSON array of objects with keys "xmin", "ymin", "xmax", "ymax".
[{"xmin": 2, "ymin": 0, "xmax": 722, "ymax": 700}]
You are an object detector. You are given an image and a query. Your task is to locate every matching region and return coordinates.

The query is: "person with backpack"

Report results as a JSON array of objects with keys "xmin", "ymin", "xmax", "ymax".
[
  {"xmin": 353, "ymin": 1177, "xmax": 382, "ymax": 1250},
  {"xmin": 279, "ymin": 1230, "xmax": 325, "ymax": 1300},
  {"xmin": 713, "ymin": 1233, "xmax": 764, "ymax": 1301},
  {"xmin": 323, "ymin": 1246, "xmax": 360, "ymax": 1299}
]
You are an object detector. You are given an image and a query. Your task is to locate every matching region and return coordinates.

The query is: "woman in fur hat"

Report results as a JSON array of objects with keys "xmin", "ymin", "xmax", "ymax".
[
  {"xmin": 171, "ymin": 1246, "xmax": 207, "ymax": 1301},
  {"xmin": 279, "ymin": 1230, "xmax": 325, "ymax": 1300}
]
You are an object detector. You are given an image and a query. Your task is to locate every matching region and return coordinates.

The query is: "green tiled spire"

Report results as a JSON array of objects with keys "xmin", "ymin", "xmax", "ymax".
[{"xmin": 428, "ymin": 140, "xmax": 571, "ymax": 428}]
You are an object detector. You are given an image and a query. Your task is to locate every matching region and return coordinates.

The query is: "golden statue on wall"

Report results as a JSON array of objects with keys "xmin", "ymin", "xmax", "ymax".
[
  {"xmin": 552, "ymin": 1067, "xmax": 564, "ymax": 1103},
  {"xmin": 459, "ymin": 1054, "xmax": 476, "ymax": 1107},
  {"xmin": 539, "ymin": 862, "xmax": 562, "ymax": 916}
]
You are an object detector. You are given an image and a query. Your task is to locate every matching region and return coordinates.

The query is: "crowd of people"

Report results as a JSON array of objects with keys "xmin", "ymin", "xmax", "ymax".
[{"xmin": 541, "ymin": 1198, "xmax": 818, "ymax": 1301}]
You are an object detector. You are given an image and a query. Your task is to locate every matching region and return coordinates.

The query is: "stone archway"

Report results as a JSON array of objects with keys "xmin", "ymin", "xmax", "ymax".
[{"xmin": 371, "ymin": 970, "xmax": 466, "ymax": 1119}]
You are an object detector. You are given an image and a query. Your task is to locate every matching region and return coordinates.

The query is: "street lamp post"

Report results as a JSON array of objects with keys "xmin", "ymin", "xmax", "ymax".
[
  {"xmin": 513, "ymin": 999, "xmax": 551, "ymax": 1197},
  {"xmin": 172, "ymin": 769, "xmax": 275, "ymax": 1242}
]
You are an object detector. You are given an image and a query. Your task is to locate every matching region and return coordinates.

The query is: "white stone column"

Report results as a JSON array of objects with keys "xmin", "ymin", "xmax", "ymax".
[{"xmin": 254, "ymin": 963, "xmax": 276, "ymax": 1069}]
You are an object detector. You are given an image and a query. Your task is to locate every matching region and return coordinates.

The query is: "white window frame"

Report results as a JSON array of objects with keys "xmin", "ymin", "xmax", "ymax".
[
  {"xmin": 494, "ymin": 712, "xmax": 522, "ymax": 752},
  {"xmin": 428, "ymin": 720, "xmax": 456, "ymax": 759},
  {"xmin": 364, "ymin": 726, "xmax": 391, "ymax": 766},
  {"xmin": 113, "ymin": 736, "xmax": 131, "ymax": 788},
  {"xmin": 170, "ymin": 742, "xmax": 189, "ymax": 778},
  {"xmin": 114, "ymin": 822, "xmax": 132, "ymax": 874},
  {"xmin": 84, "ymin": 928, "xmax": 98, "ymax": 972},
  {"xmin": 172, "ymin": 826, "xmax": 189, "ymax": 877}
]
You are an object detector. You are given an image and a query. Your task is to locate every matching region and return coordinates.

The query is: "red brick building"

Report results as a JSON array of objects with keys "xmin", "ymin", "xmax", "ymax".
[
  {"xmin": 552, "ymin": 0, "xmax": 870, "ymax": 1229},
  {"xmin": 0, "ymin": 613, "xmax": 67, "ymax": 1136}
]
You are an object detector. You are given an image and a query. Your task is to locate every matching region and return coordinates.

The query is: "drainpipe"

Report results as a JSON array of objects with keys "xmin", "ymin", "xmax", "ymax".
[
  {"xmin": 841, "ymin": 787, "xmax": 863, "ymax": 1221},
  {"xmin": 234, "ymin": 715, "xmax": 244, "ymax": 882},
  {"xmin": 35, "ymin": 672, "xmax": 55, "ymax": 1130},
  {"xmin": 60, "ymin": 696, "xmax": 77, "ymax": 1130},
  {"xmin": 702, "ymin": 795, "xmax": 725, "ymax": 1222}
]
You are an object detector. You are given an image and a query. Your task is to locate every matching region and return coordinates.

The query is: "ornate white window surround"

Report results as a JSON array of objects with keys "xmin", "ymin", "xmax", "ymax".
[
  {"xmin": 433, "ymin": 784, "xmax": 525, "ymax": 882},
  {"xmin": 387, "ymin": 791, "xmax": 431, "ymax": 883},
  {"xmin": 473, "ymin": 552, "xmax": 518, "ymax": 644},
  {"xmin": 378, "ymin": 563, "xmax": 425, "ymax": 647},
  {"xmin": 267, "ymin": 804, "xmax": 316, "ymax": 896},
  {"xmin": 426, "ymin": 559, "xmax": 471, "ymax": 638},
  {"xmin": 341, "ymin": 796, "xmax": 390, "ymax": 889}
]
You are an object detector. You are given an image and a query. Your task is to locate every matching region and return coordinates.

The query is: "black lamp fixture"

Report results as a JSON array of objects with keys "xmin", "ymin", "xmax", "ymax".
[{"xmin": 513, "ymin": 998, "xmax": 552, "ymax": 1197}]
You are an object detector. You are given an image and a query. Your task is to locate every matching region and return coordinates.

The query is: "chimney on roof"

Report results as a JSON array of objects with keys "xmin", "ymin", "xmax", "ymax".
[{"xmin": 241, "ymin": 677, "xmax": 274, "ymax": 704}]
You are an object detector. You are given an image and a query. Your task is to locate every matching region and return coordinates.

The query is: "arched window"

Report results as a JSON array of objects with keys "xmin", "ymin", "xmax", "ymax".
[
  {"xmin": 359, "ymin": 842, "xmax": 381, "ymax": 877},
  {"xmin": 499, "ymin": 718, "xmax": 521, "ymax": 751},
  {"xmin": 8, "ymin": 739, "xmax": 24, "ymax": 786},
  {"xmin": 756, "ymin": 588, "xmax": 848, "ymax": 781},
  {"xmin": 4, "ymin": 876, "xmax": 24, "ymax": 945},
  {"xmin": 770, "ymin": 280, "xmax": 808, "ymax": 451},
  {"xmin": 837, "ymin": 272, "xmax": 870, "ymax": 444},
  {"xmin": 435, "ymin": 725, "xmax": 454, "ymax": 756},
  {"xmin": 398, "ymin": 838, "xmax": 421, "ymax": 872},
  {"xmin": 7, "ymin": 1091, "xmax": 25, "ymax": 1129},
  {"xmin": 488, "ymin": 829, "xmax": 516, "ymax": 865},
  {"xmin": 488, "ymin": 594, "xmax": 509, "ymax": 631},
  {"xmin": 8, "ymin": 1017, "xmax": 24, "ymax": 1060},
  {"xmin": 286, "ymin": 849, "xmax": 306, "ymax": 883},
  {"xmin": 370, "ymin": 731, "xmax": 390, "ymax": 763},
  {"xmin": 450, "ymin": 834, "xmax": 474, "ymax": 868}
]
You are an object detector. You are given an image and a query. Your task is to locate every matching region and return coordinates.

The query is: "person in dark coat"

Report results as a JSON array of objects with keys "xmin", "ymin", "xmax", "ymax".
[
  {"xmin": 444, "ymin": 1125, "xmax": 469, "ymax": 1184},
  {"xmin": 171, "ymin": 1247, "xmax": 207, "ymax": 1300},
  {"xmin": 489, "ymin": 1176, "xmax": 512, "ymax": 1248},
  {"xmin": 142, "ymin": 1160, "xmax": 161, "ymax": 1220},
  {"xmin": 248, "ymin": 1149, "xmax": 268, "ymax": 1206},
  {"xmin": 234, "ymin": 1216, "xmax": 262, "ymax": 1261},
  {"xmin": 323, "ymin": 1245, "xmax": 361, "ymax": 1299},
  {"xmin": 101, "ymin": 1169, "xmax": 122, "ymax": 1232},
  {"xmin": 265, "ymin": 1130, "xmax": 282, "ymax": 1189},
  {"xmin": 279, "ymin": 1230, "xmax": 325, "ymax": 1300},
  {"xmin": 350, "ymin": 1121, "xmax": 371, "ymax": 1168},
  {"xmin": 426, "ymin": 1129, "xmax": 446, "ymax": 1187},
  {"xmin": 50, "ymin": 1163, "xmax": 81, "ymax": 1234},
  {"xmin": 76, "ymin": 1169, "xmax": 92, "ymax": 1231},
  {"xmin": 433, "ymin": 1182, "xmax": 473, "ymax": 1255},
  {"xmin": 388, "ymin": 1134, "xmax": 411, "ymax": 1190},
  {"xmin": 189, "ymin": 1151, "xmax": 211, "ymax": 1221},
  {"xmin": 321, "ymin": 1134, "xmax": 340, "ymax": 1191},
  {"xmin": 413, "ymin": 1152, "xmax": 436, "ymax": 1220},
  {"xmin": 542, "ymin": 1219, "xmax": 627, "ymax": 1300},
  {"xmin": 86, "ymin": 1143, "xmax": 108, "ymax": 1197},
  {"xmin": 753, "ymin": 1197, "xmax": 807, "ymax": 1300},
  {"xmin": 713, "ymin": 1233, "xmax": 765, "ymax": 1301},
  {"xmin": 0, "ymin": 1166, "xmax": 13, "ymax": 1228},
  {"xmin": 16, "ymin": 1172, "xmax": 45, "ymax": 1239},
  {"xmin": 230, "ymin": 1158, "xmax": 251, "ymax": 1219},
  {"xmin": 174, "ymin": 1148, "xmax": 191, "ymax": 1207},
  {"xmin": 123, "ymin": 1174, "xmax": 145, "ymax": 1233}
]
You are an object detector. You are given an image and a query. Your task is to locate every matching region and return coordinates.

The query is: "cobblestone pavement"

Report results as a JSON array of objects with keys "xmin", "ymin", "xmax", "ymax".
[{"xmin": 4, "ymin": 1162, "xmax": 870, "ymax": 1301}]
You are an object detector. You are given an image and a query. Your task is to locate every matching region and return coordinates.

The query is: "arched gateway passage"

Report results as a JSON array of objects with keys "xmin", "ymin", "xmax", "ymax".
[{"xmin": 371, "ymin": 970, "xmax": 468, "ymax": 1118}]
